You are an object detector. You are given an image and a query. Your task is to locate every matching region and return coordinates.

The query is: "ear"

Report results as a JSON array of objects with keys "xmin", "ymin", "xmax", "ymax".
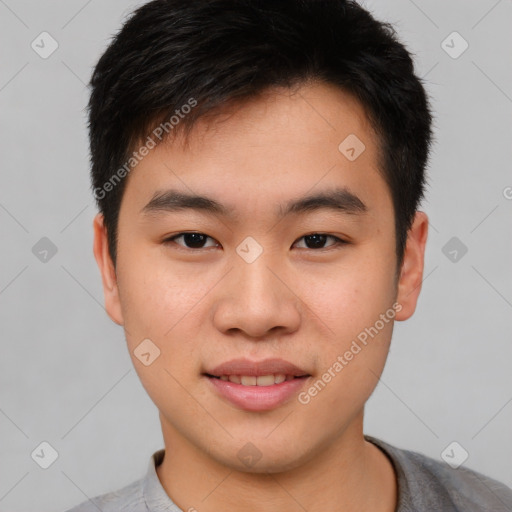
[
  {"xmin": 394, "ymin": 211, "xmax": 429, "ymax": 321},
  {"xmin": 92, "ymin": 213, "xmax": 124, "ymax": 325}
]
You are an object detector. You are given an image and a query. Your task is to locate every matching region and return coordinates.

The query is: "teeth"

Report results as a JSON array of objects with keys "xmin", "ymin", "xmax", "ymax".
[
  {"xmin": 218, "ymin": 374, "xmax": 290, "ymax": 386},
  {"xmin": 256, "ymin": 375, "xmax": 274, "ymax": 386}
]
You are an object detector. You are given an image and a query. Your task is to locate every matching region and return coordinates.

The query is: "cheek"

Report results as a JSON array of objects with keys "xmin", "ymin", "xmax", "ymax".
[
  {"xmin": 115, "ymin": 248, "xmax": 195, "ymax": 357},
  {"xmin": 116, "ymin": 251, "xmax": 231, "ymax": 394},
  {"xmin": 306, "ymin": 252, "xmax": 396, "ymax": 342},
  {"xmin": 115, "ymin": 253, "xmax": 209, "ymax": 403},
  {"xmin": 297, "ymin": 270, "xmax": 397, "ymax": 428},
  {"xmin": 303, "ymin": 251, "xmax": 397, "ymax": 403}
]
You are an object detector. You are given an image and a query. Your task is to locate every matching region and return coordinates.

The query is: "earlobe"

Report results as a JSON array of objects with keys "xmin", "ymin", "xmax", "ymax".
[
  {"xmin": 394, "ymin": 211, "xmax": 429, "ymax": 321},
  {"xmin": 92, "ymin": 213, "xmax": 124, "ymax": 325}
]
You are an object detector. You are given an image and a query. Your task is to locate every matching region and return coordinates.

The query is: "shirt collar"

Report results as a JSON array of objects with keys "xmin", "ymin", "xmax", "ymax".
[{"xmin": 143, "ymin": 448, "xmax": 184, "ymax": 511}]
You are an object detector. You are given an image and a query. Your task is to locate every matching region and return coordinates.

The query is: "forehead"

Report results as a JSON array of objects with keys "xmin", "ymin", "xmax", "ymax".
[{"xmin": 120, "ymin": 81, "xmax": 391, "ymax": 223}]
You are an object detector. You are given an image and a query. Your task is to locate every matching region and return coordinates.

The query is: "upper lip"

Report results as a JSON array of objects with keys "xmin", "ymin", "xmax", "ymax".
[{"xmin": 205, "ymin": 358, "xmax": 310, "ymax": 377}]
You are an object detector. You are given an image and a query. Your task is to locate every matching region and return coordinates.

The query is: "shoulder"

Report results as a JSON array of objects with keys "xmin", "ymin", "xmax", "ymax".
[
  {"xmin": 63, "ymin": 476, "xmax": 147, "ymax": 512},
  {"xmin": 365, "ymin": 435, "xmax": 512, "ymax": 512}
]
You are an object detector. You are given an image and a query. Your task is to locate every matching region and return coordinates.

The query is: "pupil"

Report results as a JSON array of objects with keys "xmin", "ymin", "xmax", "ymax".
[
  {"xmin": 305, "ymin": 234, "xmax": 326, "ymax": 249},
  {"xmin": 185, "ymin": 233, "xmax": 206, "ymax": 248}
]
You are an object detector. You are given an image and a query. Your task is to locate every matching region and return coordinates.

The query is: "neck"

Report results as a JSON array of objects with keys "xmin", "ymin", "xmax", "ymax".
[{"xmin": 156, "ymin": 411, "xmax": 397, "ymax": 512}]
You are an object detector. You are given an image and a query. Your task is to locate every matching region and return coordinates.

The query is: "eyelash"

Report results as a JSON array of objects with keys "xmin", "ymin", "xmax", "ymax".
[{"xmin": 162, "ymin": 232, "xmax": 348, "ymax": 252}]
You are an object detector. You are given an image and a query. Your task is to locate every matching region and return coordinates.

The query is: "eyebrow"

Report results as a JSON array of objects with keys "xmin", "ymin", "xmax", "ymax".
[{"xmin": 140, "ymin": 187, "xmax": 368, "ymax": 219}]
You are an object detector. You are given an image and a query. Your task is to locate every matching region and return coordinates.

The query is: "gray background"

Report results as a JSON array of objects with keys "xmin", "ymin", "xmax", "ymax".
[{"xmin": 0, "ymin": 0, "xmax": 511, "ymax": 510}]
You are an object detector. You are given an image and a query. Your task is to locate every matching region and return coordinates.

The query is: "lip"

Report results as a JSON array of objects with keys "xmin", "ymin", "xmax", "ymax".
[
  {"xmin": 205, "ymin": 357, "xmax": 309, "ymax": 377},
  {"xmin": 203, "ymin": 358, "xmax": 311, "ymax": 412}
]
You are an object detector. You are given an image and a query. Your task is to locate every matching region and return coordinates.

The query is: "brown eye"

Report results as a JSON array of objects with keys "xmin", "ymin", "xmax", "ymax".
[
  {"xmin": 294, "ymin": 234, "xmax": 346, "ymax": 250},
  {"xmin": 164, "ymin": 232, "xmax": 219, "ymax": 249}
]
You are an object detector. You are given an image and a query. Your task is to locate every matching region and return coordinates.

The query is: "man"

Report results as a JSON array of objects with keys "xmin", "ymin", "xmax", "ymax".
[{"xmin": 67, "ymin": 0, "xmax": 512, "ymax": 510}]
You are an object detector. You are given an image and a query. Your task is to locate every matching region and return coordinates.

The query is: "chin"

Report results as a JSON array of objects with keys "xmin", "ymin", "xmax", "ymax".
[{"xmin": 213, "ymin": 441, "xmax": 316, "ymax": 475}]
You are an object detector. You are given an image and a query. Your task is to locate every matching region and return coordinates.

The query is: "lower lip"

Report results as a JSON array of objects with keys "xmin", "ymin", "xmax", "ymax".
[{"xmin": 205, "ymin": 376, "xmax": 310, "ymax": 412}]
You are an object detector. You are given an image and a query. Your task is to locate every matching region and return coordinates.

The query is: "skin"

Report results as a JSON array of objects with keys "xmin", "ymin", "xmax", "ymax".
[{"xmin": 93, "ymin": 81, "xmax": 428, "ymax": 512}]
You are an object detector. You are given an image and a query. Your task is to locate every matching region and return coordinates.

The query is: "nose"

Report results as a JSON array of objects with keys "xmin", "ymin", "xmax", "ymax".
[{"xmin": 212, "ymin": 253, "xmax": 302, "ymax": 339}]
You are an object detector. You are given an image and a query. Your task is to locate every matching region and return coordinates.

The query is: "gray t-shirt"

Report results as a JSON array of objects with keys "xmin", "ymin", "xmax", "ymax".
[{"xmin": 65, "ymin": 435, "xmax": 512, "ymax": 512}]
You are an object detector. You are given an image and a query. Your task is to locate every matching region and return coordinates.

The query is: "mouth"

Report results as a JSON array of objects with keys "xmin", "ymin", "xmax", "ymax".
[
  {"xmin": 205, "ymin": 373, "xmax": 309, "ymax": 386},
  {"xmin": 202, "ymin": 358, "xmax": 311, "ymax": 411}
]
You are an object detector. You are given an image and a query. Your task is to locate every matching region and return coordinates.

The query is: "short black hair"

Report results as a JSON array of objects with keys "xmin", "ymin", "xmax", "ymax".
[{"xmin": 88, "ymin": 0, "xmax": 433, "ymax": 275}]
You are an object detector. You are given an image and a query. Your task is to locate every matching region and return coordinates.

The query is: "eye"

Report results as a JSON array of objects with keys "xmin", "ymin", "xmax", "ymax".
[
  {"xmin": 164, "ymin": 232, "xmax": 219, "ymax": 249},
  {"xmin": 163, "ymin": 232, "xmax": 347, "ymax": 251},
  {"xmin": 293, "ymin": 233, "xmax": 347, "ymax": 250}
]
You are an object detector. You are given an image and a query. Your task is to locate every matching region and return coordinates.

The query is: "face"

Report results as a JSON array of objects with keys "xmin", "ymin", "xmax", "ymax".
[{"xmin": 94, "ymin": 81, "xmax": 427, "ymax": 473}]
